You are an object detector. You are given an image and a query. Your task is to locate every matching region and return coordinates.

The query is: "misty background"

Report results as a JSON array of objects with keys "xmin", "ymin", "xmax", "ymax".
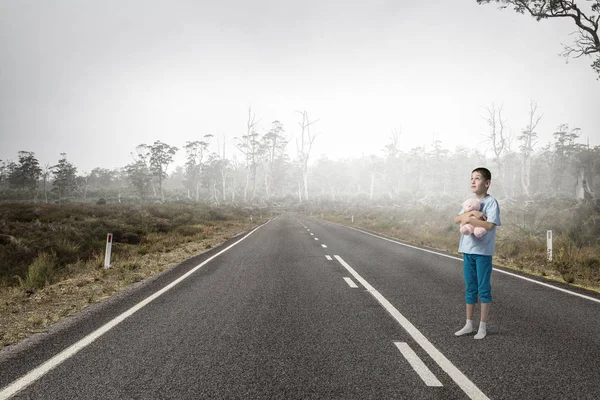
[{"xmin": 1, "ymin": 0, "xmax": 599, "ymax": 205}]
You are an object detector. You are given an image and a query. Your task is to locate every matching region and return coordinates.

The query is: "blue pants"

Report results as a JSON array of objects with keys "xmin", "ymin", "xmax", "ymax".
[{"xmin": 463, "ymin": 254, "xmax": 493, "ymax": 304}]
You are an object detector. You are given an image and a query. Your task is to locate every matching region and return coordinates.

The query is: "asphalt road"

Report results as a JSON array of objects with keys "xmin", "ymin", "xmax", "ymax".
[{"xmin": 1, "ymin": 213, "xmax": 599, "ymax": 399}]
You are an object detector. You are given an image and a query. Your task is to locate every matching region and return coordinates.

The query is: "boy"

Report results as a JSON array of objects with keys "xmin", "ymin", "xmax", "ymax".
[{"xmin": 454, "ymin": 167, "xmax": 501, "ymax": 340}]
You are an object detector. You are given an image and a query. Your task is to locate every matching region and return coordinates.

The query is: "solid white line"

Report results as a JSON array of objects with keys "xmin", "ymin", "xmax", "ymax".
[
  {"xmin": 490, "ymin": 269, "xmax": 600, "ymax": 304},
  {"xmin": 0, "ymin": 221, "xmax": 271, "ymax": 400},
  {"xmin": 325, "ymin": 255, "xmax": 333, "ymax": 261},
  {"xmin": 333, "ymin": 255, "xmax": 489, "ymax": 400},
  {"xmin": 321, "ymin": 244, "xmax": 327, "ymax": 248},
  {"xmin": 343, "ymin": 277, "xmax": 358, "ymax": 288},
  {"xmin": 394, "ymin": 342, "xmax": 443, "ymax": 387},
  {"xmin": 343, "ymin": 225, "xmax": 600, "ymax": 305}
]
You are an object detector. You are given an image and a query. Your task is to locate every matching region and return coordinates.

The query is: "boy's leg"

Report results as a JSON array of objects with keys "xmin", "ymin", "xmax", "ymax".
[
  {"xmin": 455, "ymin": 254, "xmax": 477, "ymax": 336},
  {"xmin": 474, "ymin": 255, "xmax": 493, "ymax": 339},
  {"xmin": 464, "ymin": 254, "xmax": 479, "ymax": 305},
  {"xmin": 480, "ymin": 302, "xmax": 491, "ymax": 323},
  {"xmin": 466, "ymin": 303, "xmax": 475, "ymax": 320}
]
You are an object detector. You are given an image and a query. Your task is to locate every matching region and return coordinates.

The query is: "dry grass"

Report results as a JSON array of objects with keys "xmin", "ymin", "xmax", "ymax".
[
  {"xmin": 0, "ymin": 218, "xmax": 258, "ymax": 350},
  {"xmin": 319, "ymin": 202, "xmax": 600, "ymax": 294},
  {"xmin": 3, "ymin": 199, "xmax": 599, "ymax": 351}
]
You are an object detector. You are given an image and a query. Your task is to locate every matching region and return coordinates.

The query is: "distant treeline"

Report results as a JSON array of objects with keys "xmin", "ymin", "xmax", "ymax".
[{"xmin": 1, "ymin": 120, "xmax": 598, "ymax": 206}]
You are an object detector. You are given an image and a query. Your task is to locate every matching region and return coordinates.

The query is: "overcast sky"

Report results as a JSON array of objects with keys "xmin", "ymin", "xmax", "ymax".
[{"xmin": 1, "ymin": 0, "xmax": 599, "ymax": 173}]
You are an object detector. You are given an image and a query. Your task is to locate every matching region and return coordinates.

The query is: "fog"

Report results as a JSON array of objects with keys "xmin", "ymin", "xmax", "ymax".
[{"xmin": 0, "ymin": 0, "xmax": 599, "ymax": 204}]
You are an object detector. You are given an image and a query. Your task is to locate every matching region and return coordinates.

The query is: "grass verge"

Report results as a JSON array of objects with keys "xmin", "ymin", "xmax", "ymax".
[
  {"xmin": 0, "ymin": 211, "xmax": 260, "ymax": 350},
  {"xmin": 319, "ymin": 208, "xmax": 600, "ymax": 295}
]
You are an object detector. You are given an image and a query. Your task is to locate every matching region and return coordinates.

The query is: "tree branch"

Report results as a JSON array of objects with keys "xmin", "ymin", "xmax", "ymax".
[{"xmin": 478, "ymin": 0, "xmax": 600, "ymax": 76}]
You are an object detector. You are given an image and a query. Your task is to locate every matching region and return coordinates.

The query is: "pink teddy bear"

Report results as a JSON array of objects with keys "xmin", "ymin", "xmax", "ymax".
[{"xmin": 460, "ymin": 198, "xmax": 487, "ymax": 238}]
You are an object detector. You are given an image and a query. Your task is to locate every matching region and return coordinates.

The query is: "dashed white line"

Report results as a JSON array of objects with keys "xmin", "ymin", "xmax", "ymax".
[
  {"xmin": 333, "ymin": 255, "xmax": 488, "ymax": 400},
  {"xmin": 310, "ymin": 233, "xmax": 314, "ymax": 235},
  {"xmin": 314, "ymin": 238, "xmax": 319, "ymax": 241},
  {"xmin": 325, "ymin": 255, "xmax": 333, "ymax": 261},
  {"xmin": 321, "ymin": 244, "xmax": 327, "ymax": 248},
  {"xmin": 394, "ymin": 342, "xmax": 443, "ymax": 387},
  {"xmin": 0, "ymin": 221, "xmax": 272, "ymax": 400},
  {"xmin": 343, "ymin": 277, "xmax": 358, "ymax": 288}
]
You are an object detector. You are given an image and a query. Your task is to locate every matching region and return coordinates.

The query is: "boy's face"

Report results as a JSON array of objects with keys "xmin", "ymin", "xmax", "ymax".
[{"xmin": 470, "ymin": 172, "xmax": 490, "ymax": 195}]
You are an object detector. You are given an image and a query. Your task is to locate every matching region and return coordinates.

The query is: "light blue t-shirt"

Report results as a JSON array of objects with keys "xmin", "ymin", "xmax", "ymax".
[{"xmin": 458, "ymin": 195, "xmax": 501, "ymax": 256}]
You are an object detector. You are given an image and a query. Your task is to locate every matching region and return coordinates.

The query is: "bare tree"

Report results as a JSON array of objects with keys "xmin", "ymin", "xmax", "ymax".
[
  {"xmin": 230, "ymin": 154, "xmax": 240, "ymax": 204},
  {"xmin": 483, "ymin": 103, "xmax": 508, "ymax": 196},
  {"xmin": 295, "ymin": 110, "xmax": 319, "ymax": 202},
  {"xmin": 235, "ymin": 106, "xmax": 261, "ymax": 203},
  {"xmin": 383, "ymin": 128, "xmax": 402, "ymax": 200},
  {"xmin": 261, "ymin": 120, "xmax": 288, "ymax": 199},
  {"xmin": 477, "ymin": 0, "xmax": 600, "ymax": 77},
  {"xmin": 367, "ymin": 155, "xmax": 384, "ymax": 201},
  {"xmin": 429, "ymin": 138, "xmax": 451, "ymax": 196},
  {"xmin": 42, "ymin": 163, "xmax": 51, "ymax": 203},
  {"xmin": 216, "ymin": 134, "xmax": 229, "ymax": 203},
  {"xmin": 203, "ymin": 153, "xmax": 222, "ymax": 205},
  {"xmin": 184, "ymin": 135, "xmax": 212, "ymax": 201},
  {"xmin": 518, "ymin": 101, "xmax": 543, "ymax": 197}
]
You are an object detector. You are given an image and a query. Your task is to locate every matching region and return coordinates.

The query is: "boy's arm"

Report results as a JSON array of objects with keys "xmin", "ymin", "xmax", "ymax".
[
  {"xmin": 454, "ymin": 211, "xmax": 486, "ymax": 225},
  {"xmin": 454, "ymin": 214, "xmax": 467, "ymax": 224},
  {"xmin": 467, "ymin": 218, "xmax": 495, "ymax": 231}
]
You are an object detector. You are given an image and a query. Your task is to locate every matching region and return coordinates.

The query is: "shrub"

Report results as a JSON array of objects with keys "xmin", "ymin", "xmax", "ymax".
[
  {"xmin": 121, "ymin": 261, "xmax": 140, "ymax": 271},
  {"xmin": 121, "ymin": 232, "xmax": 142, "ymax": 244},
  {"xmin": 173, "ymin": 213, "xmax": 193, "ymax": 225},
  {"xmin": 175, "ymin": 225, "xmax": 203, "ymax": 237},
  {"xmin": 17, "ymin": 252, "xmax": 56, "ymax": 291},
  {"xmin": 53, "ymin": 237, "xmax": 82, "ymax": 267},
  {"xmin": 0, "ymin": 234, "xmax": 35, "ymax": 285},
  {"xmin": 152, "ymin": 220, "xmax": 171, "ymax": 233}
]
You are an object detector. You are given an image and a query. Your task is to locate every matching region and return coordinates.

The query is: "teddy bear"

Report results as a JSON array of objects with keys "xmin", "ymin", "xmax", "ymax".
[{"xmin": 460, "ymin": 198, "xmax": 487, "ymax": 238}]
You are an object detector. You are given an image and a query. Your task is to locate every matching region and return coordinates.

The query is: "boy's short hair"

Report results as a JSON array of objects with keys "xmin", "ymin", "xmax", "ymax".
[{"xmin": 472, "ymin": 167, "xmax": 492, "ymax": 181}]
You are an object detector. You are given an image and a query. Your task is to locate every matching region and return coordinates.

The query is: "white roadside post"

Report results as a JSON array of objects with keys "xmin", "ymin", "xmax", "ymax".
[
  {"xmin": 547, "ymin": 230, "xmax": 553, "ymax": 262},
  {"xmin": 351, "ymin": 215, "xmax": 354, "ymax": 223},
  {"xmin": 104, "ymin": 233, "xmax": 113, "ymax": 269}
]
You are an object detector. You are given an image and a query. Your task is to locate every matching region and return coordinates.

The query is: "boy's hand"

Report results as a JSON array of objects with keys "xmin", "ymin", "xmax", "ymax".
[
  {"xmin": 468, "ymin": 211, "xmax": 486, "ymax": 220},
  {"xmin": 459, "ymin": 213, "xmax": 472, "ymax": 224}
]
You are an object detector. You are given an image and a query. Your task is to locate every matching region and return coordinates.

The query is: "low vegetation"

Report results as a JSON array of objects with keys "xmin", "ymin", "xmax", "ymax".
[
  {"xmin": 0, "ymin": 203, "xmax": 262, "ymax": 349},
  {"xmin": 303, "ymin": 198, "xmax": 600, "ymax": 293},
  {"xmin": 1, "ymin": 198, "xmax": 599, "ymax": 350}
]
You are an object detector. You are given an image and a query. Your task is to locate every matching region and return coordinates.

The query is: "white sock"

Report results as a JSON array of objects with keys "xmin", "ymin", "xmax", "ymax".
[
  {"xmin": 455, "ymin": 319, "xmax": 473, "ymax": 336},
  {"xmin": 474, "ymin": 322, "xmax": 487, "ymax": 339}
]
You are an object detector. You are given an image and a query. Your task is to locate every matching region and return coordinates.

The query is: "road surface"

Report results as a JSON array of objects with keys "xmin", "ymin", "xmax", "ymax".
[{"xmin": 1, "ymin": 213, "xmax": 599, "ymax": 399}]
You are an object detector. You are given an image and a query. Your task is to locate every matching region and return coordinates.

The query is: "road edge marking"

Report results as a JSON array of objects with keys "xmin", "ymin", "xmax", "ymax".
[
  {"xmin": 334, "ymin": 255, "xmax": 489, "ymax": 400},
  {"xmin": 343, "ymin": 277, "xmax": 358, "ymax": 288},
  {"xmin": 394, "ymin": 342, "xmax": 443, "ymax": 387},
  {"xmin": 337, "ymin": 224, "xmax": 600, "ymax": 305},
  {"xmin": 0, "ymin": 220, "xmax": 271, "ymax": 400}
]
